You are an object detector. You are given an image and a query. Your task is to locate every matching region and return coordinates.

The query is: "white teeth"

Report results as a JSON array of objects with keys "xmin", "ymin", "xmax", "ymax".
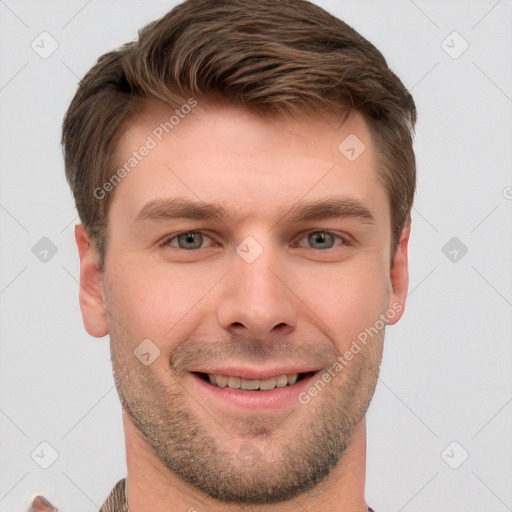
[
  {"xmin": 259, "ymin": 377, "xmax": 277, "ymax": 390},
  {"xmin": 215, "ymin": 375, "xmax": 228, "ymax": 388},
  {"xmin": 287, "ymin": 374, "xmax": 298, "ymax": 385},
  {"xmin": 227, "ymin": 377, "xmax": 241, "ymax": 389},
  {"xmin": 276, "ymin": 375, "xmax": 288, "ymax": 388},
  {"xmin": 240, "ymin": 379, "xmax": 260, "ymax": 390},
  {"xmin": 207, "ymin": 373, "xmax": 300, "ymax": 390}
]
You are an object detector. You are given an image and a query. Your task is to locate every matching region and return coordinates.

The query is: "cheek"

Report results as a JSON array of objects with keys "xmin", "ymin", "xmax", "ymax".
[
  {"xmin": 106, "ymin": 256, "xmax": 219, "ymax": 344},
  {"xmin": 106, "ymin": 246, "xmax": 391, "ymax": 352},
  {"xmin": 297, "ymin": 261, "xmax": 389, "ymax": 347}
]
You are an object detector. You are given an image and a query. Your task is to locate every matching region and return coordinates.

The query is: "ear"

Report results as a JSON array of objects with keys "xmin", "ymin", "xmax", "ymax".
[
  {"xmin": 75, "ymin": 224, "xmax": 109, "ymax": 338},
  {"xmin": 387, "ymin": 220, "xmax": 411, "ymax": 325}
]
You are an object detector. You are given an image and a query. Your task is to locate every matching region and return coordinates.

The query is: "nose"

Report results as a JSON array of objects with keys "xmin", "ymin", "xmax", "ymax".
[{"xmin": 216, "ymin": 238, "xmax": 298, "ymax": 343}]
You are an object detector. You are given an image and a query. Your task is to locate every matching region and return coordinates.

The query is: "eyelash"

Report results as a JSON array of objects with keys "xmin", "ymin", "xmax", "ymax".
[{"xmin": 159, "ymin": 230, "xmax": 352, "ymax": 251}]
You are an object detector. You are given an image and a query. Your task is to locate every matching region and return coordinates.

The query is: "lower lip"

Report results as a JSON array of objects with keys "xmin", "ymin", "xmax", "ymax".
[{"xmin": 190, "ymin": 372, "xmax": 320, "ymax": 411}]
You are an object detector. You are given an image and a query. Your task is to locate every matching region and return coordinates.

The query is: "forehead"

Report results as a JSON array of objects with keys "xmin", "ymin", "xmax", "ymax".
[{"xmin": 109, "ymin": 100, "xmax": 389, "ymax": 228}]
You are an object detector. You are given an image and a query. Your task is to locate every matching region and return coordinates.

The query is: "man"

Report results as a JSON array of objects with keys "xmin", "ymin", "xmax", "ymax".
[{"xmin": 61, "ymin": 0, "xmax": 416, "ymax": 510}]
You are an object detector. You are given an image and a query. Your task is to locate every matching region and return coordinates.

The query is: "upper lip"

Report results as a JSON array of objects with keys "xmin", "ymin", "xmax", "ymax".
[{"xmin": 191, "ymin": 366, "xmax": 320, "ymax": 380}]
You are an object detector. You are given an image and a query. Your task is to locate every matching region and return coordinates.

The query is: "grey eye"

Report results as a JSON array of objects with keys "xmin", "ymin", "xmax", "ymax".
[
  {"xmin": 165, "ymin": 231, "xmax": 212, "ymax": 250},
  {"xmin": 302, "ymin": 231, "xmax": 342, "ymax": 249}
]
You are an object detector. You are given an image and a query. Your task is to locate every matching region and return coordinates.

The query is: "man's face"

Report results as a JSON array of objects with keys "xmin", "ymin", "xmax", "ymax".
[{"xmin": 78, "ymin": 102, "xmax": 409, "ymax": 504}]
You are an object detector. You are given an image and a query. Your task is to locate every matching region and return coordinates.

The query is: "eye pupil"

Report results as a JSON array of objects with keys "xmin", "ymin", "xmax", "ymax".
[
  {"xmin": 166, "ymin": 230, "xmax": 343, "ymax": 252},
  {"xmin": 308, "ymin": 231, "xmax": 334, "ymax": 249},
  {"xmin": 178, "ymin": 231, "xmax": 203, "ymax": 249}
]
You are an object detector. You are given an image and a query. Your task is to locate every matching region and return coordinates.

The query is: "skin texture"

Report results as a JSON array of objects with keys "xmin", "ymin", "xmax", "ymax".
[{"xmin": 75, "ymin": 102, "xmax": 410, "ymax": 512}]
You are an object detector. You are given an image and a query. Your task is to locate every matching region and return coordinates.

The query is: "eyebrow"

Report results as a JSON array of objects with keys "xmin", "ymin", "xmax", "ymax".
[{"xmin": 134, "ymin": 196, "xmax": 375, "ymax": 226}]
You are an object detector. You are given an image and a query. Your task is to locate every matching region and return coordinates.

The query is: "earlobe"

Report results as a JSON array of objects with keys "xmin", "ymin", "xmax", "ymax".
[
  {"xmin": 387, "ymin": 221, "xmax": 411, "ymax": 325},
  {"xmin": 75, "ymin": 224, "xmax": 109, "ymax": 338}
]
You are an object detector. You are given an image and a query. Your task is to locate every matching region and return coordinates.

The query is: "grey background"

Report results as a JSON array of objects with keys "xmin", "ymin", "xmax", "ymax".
[{"xmin": 0, "ymin": 0, "xmax": 511, "ymax": 510}]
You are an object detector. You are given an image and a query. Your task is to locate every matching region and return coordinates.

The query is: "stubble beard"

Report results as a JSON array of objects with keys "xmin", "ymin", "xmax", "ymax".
[{"xmin": 109, "ymin": 325, "xmax": 383, "ymax": 506}]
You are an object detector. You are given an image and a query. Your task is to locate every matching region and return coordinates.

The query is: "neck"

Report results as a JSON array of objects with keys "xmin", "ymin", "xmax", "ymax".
[{"xmin": 123, "ymin": 409, "xmax": 369, "ymax": 512}]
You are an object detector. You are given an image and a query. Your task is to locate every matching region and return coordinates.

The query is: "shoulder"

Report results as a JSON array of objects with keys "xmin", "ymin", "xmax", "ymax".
[{"xmin": 99, "ymin": 478, "xmax": 128, "ymax": 512}]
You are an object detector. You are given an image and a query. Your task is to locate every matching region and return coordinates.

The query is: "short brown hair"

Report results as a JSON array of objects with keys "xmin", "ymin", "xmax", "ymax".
[{"xmin": 62, "ymin": 0, "xmax": 416, "ymax": 270}]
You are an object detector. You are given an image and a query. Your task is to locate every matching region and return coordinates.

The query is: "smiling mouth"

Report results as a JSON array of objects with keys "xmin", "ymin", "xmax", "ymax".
[{"xmin": 194, "ymin": 372, "xmax": 316, "ymax": 391}]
